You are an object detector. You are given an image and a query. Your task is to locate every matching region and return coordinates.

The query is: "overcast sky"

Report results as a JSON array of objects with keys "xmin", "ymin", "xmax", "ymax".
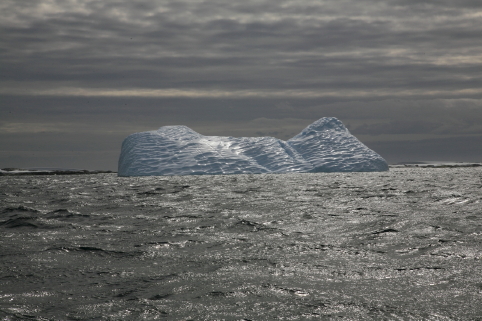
[{"xmin": 1, "ymin": 0, "xmax": 482, "ymax": 170}]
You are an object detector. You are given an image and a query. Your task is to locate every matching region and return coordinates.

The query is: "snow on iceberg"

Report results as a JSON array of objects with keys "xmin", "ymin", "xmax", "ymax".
[{"xmin": 118, "ymin": 117, "xmax": 388, "ymax": 176}]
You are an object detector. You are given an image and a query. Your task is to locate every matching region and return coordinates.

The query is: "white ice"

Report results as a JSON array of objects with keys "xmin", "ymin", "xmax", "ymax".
[{"xmin": 118, "ymin": 117, "xmax": 389, "ymax": 176}]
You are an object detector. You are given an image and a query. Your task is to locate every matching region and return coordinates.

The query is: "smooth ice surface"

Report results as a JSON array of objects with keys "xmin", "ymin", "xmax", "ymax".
[
  {"xmin": 118, "ymin": 117, "xmax": 388, "ymax": 176},
  {"xmin": 1, "ymin": 168, "xmax": 481, "ymax": 320}
]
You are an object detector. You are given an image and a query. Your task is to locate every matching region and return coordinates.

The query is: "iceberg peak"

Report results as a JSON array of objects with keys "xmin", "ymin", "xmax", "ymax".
[
  {"xmin": 292, "ymin": 117, "xmax": 348, "ymax": 139},
  {"xmin": 118, "ymin": 117, "xmax": 388, "ymax": 176},
  {"xmin": 156, "ymin": 125, "xmax": 201, "ymax": 140}
]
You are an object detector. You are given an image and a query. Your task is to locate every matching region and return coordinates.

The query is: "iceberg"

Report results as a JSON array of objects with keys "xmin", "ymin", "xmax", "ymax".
[{"xmin": 118, "ymin": 117, "xmax": 388, "ymax": 176}]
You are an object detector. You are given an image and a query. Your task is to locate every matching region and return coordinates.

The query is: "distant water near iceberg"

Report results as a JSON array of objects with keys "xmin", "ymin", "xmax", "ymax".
[
  {"xmin": 118, "ymin": 117, "xmax": 388, "ymax": 176},
  {"xmin": 1, "ymin": 168, "xmax": 481, "ymax": 320}
]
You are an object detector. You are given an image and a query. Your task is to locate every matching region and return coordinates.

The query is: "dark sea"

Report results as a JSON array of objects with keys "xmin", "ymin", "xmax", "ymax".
[{"xmin": 1, "ymin": 168, "xmax": 481, "ymax": 320}]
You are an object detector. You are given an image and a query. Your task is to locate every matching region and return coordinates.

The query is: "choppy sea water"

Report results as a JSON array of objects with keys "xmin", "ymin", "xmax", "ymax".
[{"xmin": 0, "ymin": 168, "xmax": 481, "ymax": 320}]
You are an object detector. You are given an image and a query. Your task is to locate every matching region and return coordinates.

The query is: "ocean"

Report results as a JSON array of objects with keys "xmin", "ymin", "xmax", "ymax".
[{"xmin": 1, "ymin": 168, "xmax": 481, "ymax": 320}]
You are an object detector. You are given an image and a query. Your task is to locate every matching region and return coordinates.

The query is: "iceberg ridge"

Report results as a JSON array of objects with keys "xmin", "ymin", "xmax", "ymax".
[{"xmin": 118, "ymin": 117, "xmax": 388, "ymax": 176}]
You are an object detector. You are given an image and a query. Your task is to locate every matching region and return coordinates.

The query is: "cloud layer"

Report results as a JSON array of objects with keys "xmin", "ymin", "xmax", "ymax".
[
  {"xmin": 2, "ymin": 0, "xmax": 482, "ymax": 96},
  {"xmin": 1, "ymin": 0, "xmax": 482, "ymax": 169}
]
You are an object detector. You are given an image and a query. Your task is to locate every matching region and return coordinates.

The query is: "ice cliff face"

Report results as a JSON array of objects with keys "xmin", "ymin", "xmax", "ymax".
[{"xmin": 118, "ymin": 117, "xmax": 388, "ymax": 176}]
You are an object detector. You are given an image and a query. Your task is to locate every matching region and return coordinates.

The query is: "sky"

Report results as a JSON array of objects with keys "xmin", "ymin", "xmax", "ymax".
[{"xmin": 1, "ymin": 0, "xmax": 482, "ymax": 170}]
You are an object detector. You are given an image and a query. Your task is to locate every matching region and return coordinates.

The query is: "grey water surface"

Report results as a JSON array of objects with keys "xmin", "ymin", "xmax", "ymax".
[{"xmin": 1, "ymin": 168, "xmax": 481, "ymax": 320}]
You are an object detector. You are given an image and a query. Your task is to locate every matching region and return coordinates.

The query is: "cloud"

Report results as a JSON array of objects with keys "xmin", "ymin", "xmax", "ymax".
[
  {"xmin": 1, "ymin": 0, "xmax": 482, "ymax": 169},
  {"xmin": 2, "ymin": 87, "xmax": 481, "ymax": 100},
  {"xmin": 2, "ymin": 0, "xmax": 482, "ymax": 96}
]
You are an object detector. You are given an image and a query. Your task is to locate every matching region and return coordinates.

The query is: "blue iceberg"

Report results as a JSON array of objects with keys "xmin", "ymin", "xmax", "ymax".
[{"xmin": 118, "ymin": 117, "xmax": 388, "ymax": 176}]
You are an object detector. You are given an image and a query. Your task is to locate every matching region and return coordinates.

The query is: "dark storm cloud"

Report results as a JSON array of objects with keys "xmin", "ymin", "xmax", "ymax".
[
  {"xmin": 1, "ymin": 0, "xmax": 482, "ymax": 169},
  {"xmin": 2, "ymin": 0, "xmax": 482, "ymax": 94}
]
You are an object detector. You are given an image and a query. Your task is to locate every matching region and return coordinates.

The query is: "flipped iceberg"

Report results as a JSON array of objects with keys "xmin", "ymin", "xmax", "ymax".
[{"xmin": 118, "ymin": 117, "xmax": 388, "ymax": 176}]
